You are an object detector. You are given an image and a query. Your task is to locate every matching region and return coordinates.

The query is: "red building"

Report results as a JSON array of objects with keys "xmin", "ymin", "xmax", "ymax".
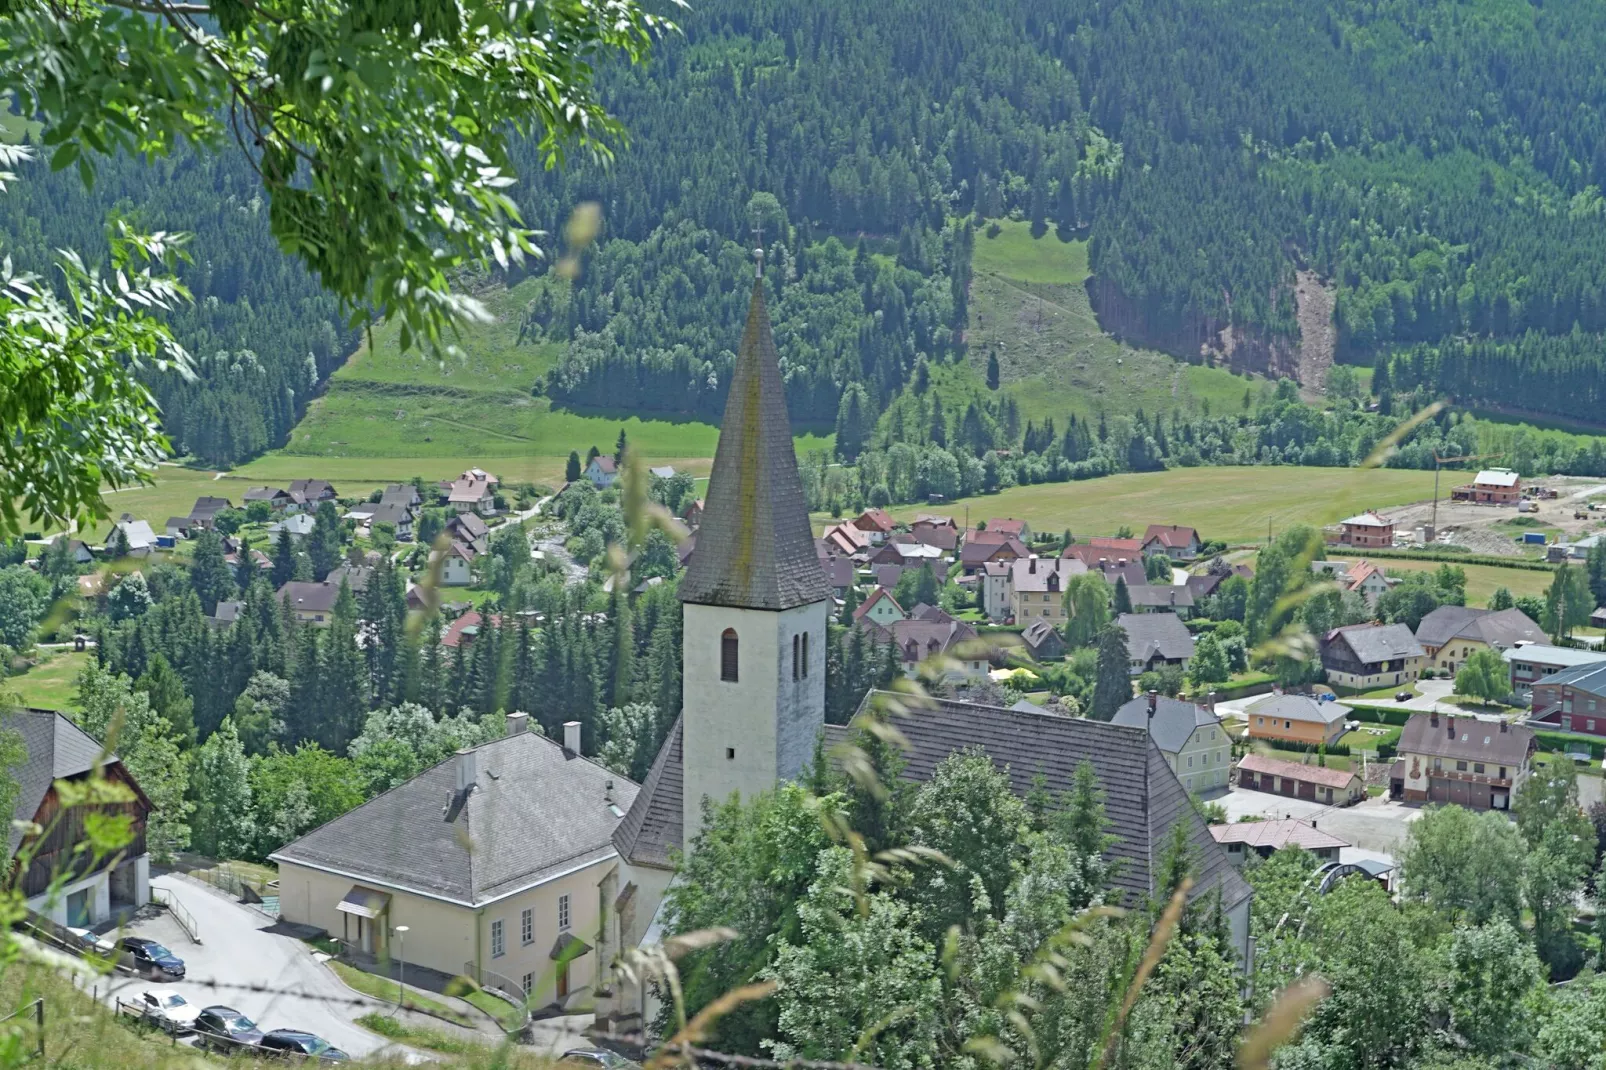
[
  {"xmin": 1334, "ymin": 510, "xmax": 1394, "ymax": 548},
  {"xmin": 1453, "ymin": 469, "xmax": 1521, "ymax": 505},
  {"xmin": 1529, "ymin": 662, "xmax": 1606, "ymax": 735}
]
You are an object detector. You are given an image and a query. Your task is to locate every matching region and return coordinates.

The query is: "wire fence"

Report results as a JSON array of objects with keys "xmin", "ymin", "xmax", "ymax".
[{"xmin": 0, "ymin": 998, "xmax": 45, "ymax": 1061}]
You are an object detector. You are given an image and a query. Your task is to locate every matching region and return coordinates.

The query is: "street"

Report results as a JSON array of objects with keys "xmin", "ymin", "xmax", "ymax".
[{"xmin": 107, "ymin": 875, "xmax": 416, "ymax": 1061}]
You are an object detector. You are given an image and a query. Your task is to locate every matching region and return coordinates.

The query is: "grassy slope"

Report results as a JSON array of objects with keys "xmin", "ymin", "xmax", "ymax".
[
  {"xmin": 963, "ymin": 221, "xmax": 1260, "ymax": 423},
  {"xmin": 863, "ymin": 467, "xmax": 1438, "ymax": 546},
  {"xmin": 2, "ymin": 650, "xmax": 90, "ymax": 710},
  {"xmin": 280, "ymin": 274, "xmax": 829, "ymax": 472}
]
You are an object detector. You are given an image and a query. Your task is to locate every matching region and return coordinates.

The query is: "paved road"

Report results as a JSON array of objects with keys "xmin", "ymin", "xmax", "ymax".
[{"xmin": 110, "ymin": 875, "xmax": 417, "ymax": 1061}]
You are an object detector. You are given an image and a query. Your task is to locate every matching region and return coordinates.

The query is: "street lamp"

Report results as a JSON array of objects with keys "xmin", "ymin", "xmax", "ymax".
[{"xmin": 393, "ymin": 926, "xmax": 409, "ymax": 1011}]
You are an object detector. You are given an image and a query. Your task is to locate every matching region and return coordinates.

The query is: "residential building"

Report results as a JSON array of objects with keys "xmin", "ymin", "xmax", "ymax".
[
  {"xmin": 859, "ymin": 617, "xmax": 987, "ymax": 681},
  {"xmin": 1593, "ymin": 606, "xmax": 1606, "ymax": 629},
  {"xmin": 164, "ymin": 516, "xmax": 197, "ymax": 540},
  {"xmin": 1118, "ymin": 612, "xmax": 1195, "ymax": 675},
  {"xmin": 1332, "ymin": 510, "xmax": 1395, "ymax": 549},
  {"xmin": 325, "ymin": 563, "xmax": 374, "ymax": 594},
  {"xmin": 818, "ymin": 555, "xmax": 855, "ymax": 600},
  {"xmin": 439, "ymin": 541, "xmax": 477, "ymax": 586},
  {"xmin": 1142, "ymin": 524, "xmax": 1201, "ymax": 561},
  {"xmin": 1246, "ymin": 694, "xmax": 1349, "ymax": 746},
  {"xmin": 1415, "ymin": 606, "xmax": 1545, "ymax": 673},
  {"xmin": 1392, "ymin": 712, "xmax": 1533, "ymax": 810},
  {"xmin": 288, "ymin": 479, "xmax": 338, "ymax": 504},
  {"xmin": 1504, "ymin": 643, "xmax": 1606, "ymax": 694},
  {"xmin": 1021, "ymin": 619, "xmax": 1067, "ymax": 661},
  {"xmin": 443, "ymin": 610, "xmax": 495, "ymax": 649},
  {"xmin": 908, "ymin": 520, "xmax": 958, "ymax": 553},
  {"xmin": 186, "ymin": 496, "xmax": 232, "ymax": 530},
  {"xmin": 208, "ymin": 600, "xmax": 243, "ymax": 629},
  {"xmin": 981, "ymin": 561, "xmax": 1013, "ymax": 621},
  {"xmin": 1112, "ymin": 694, "xmax": 1230, "ymax": 793},
  {"xmin": 604, "ymin": 270, "xmax": 832, "ymax": 1031},
  {"xmin": 851, "ymin": 508, "xmax": 895, "ymax": 544},
  {"xmin": 960, "ymin": 533, "xmax": 1027, "ymax": 575},
  {"xmin": 681, "ymin": 500, "xmax": 704, "ymax": 529},
  {"xmin": 1211, "ymin": 820, "xmax": 1348, "ymax": 865},
  {"xmin": 114, "ymin": 516, "xmax": 157, "ymax": 555},
  {"xmin": 1320, "ymin": 624, "xmax": 1426, "ymax": 690},
  {"xmin": 243, "ymin": 486, "xmax": 294, "ymax": 511},
  {"xmin": 1452, "ymin": 468, "xmax": 1521, "ymax": 505},
  {"xmin": 1087, "ymin": 557, "xmax": 1148, "ymax": 590},
  {"xmin": 852, "ymin": 587, "xmax": 905, "ymax": 627},
  {"xmin": 648, "ymin": 466, "xmax": 676, "ymax": 480},
  {"xmin": 273, "ymin": 717, "xmax": 632, "ymax": 1012},
  {"xmin": 1528, "ymin": 662, "xmax": 1606, "ymax": 736},
  {"xmin": 867, "ymin": 541, "xmax": 945, "ymax": 568},
  {"xmin": 821, "ymin": 523, "xmax": 869, "ymax": 558},
  {"xmin": 448, "ymin": 476, "xmax": 497, "ymax": 516},
  {"xmin": 1008, "ymin": 557, "xmax": 1087, "ymax": 625},
  {"xmin": 1063, "ymin": 537, "xmax": 1143, "ymax": 568},
  {"xmin": 1313, "ymin": 559, "xmax": 1393, "ymax": 609},
  {"xmin": 1236, "ymin": 754, "xmax": 1364, "ymax": 805},
  {"xmin": 447, "ymin": 511, "xmax": 490, "ymax": 549},
  {"xmin": 8, "ymin": 709, "xmax": 152, "ymax": 926},
  {"xmin": 984, "ymin": 518, "xmax": 1030, "ymax": 542},
  {"xmin": 276, "ymin": 580, "xmax": 347, "ymax": 625},
  {"xmin": 266, "ymin": 513, "xmax": 317, "ymax": 543},
  {"xmin": 1125, "ymin": 584, "xmax": 1194, "ymax": 617},
  {"xmin": 366, "ymin": 501, "xmax": 415, "ymax": 540},
  {"xmin": 1186, "ymin": 558, "xmax": 1255, "ymax": 602},
  {"xmin": 585, "ymin": 456, "xmax": 618, "ymax": 489}
]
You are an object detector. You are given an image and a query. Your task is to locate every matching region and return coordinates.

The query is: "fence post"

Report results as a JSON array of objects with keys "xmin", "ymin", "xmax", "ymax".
[{"xmin": 33, "ymin": 998, "xmax": 42, "ymax": 1060}]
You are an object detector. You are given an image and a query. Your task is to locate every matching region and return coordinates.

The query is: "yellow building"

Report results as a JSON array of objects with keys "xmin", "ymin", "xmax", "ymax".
[
  {"xmin": 1006, "ymin": 557, "xmax": 1086, "ymax": 625},
  {"xmin": 1414, "ymin": 606, "xmax": 1544, "ymax": 675},
  {"xmin": 272, "ymin": 716, "xmax": 634, "ymax": 1013}
]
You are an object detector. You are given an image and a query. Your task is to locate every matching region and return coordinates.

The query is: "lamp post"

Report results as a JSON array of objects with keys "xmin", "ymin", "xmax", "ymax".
[{"xmin": 394, "ymin": 926, "xmax": 409, "ymax": 1011}]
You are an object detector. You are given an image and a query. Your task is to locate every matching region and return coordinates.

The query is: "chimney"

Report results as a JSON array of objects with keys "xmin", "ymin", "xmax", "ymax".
[
  {"xmin": 507, "ymin": 712, "xmax": 529, "ymax": 736},
  {"xmin": 1098, "ymin": 557, "xmax": 1108, "ymax": 568},
  {"xmin": 1147, "ymin": 689, "xmax": 1159, "ymax": 719},
  {"xmin": 1430, "ymin": 713, "xmax": 1438, "ymax": 728},
  {"xmin": 1205, "ymin": 691, "xmax": 1218, "ymax": 713},
  {"xmin": 605, "ymin": 778, "xmax": 615, "ymax": 804},
  {"xmin": 455, "ymin": 747, "xmax": 477, "ymax": 792},
  {"xmin": 1029, "ymin": 557, "xmax": 1037, "ymax": 574},
  {"xmin": 1310, "ymin": 819, "xmax": 1317, "ymax": 828},
  {"xmin": 1500, "ymin": 722, "xmax": 1508, "ymax": 733},
  {"xmin": 563, "ymin": 720, "xmax": 582, "ymax": 754},
  {"xmin": 1118, "ymin": 557, "xmax": 1128, "ymax": 567}
]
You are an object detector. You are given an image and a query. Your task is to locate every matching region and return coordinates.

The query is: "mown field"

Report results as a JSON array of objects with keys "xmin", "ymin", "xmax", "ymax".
[
  {"xmin": 862, "ymin": 466, "xmax": 1439, "ymax": 546},
  {"xmin": 1331, "ymin": 555, "xmax": 1554, "ymax": 606},
  {"xmin": 2, "ymin": 649, "xmax": 89, "ymax": 710}
]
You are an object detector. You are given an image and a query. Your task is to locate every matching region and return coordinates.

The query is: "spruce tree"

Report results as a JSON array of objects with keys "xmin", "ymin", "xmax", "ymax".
[
  {"xmin": 307, "ymin": 501, "xmax": 342, "ymax": 581},
  {"xmin": 188, "ymin": 529, "xmax": 236, "ymax": 615},
  {"xmin": 1091, "ymin": 623, "xmax": 1131, "ymax": 721},
  {"xmin": 986, "ymin": 351, "xmax": 1000, "ymax": 390},
  {"xmin": 319, "ymin": 581, "xmax": 367, "ymax": 752},
  {"xmin": 566, "ymin": 451, "xmax": 583, "ymax": 483},
  {"xmin": 1112, "ymin": 574, "xmax": 1132, "ymax": 615}
]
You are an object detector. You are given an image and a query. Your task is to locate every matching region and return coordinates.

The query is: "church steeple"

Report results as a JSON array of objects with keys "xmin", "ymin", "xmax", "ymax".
[{"xmin": 678, "ymin": 254, "xmax": 829, "ymax": 611}]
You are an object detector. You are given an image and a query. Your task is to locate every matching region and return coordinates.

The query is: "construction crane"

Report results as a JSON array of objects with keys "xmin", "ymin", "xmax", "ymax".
[{"xmin": 1430, "ymin": 452, "xmax": 1501, "ymax": 536}]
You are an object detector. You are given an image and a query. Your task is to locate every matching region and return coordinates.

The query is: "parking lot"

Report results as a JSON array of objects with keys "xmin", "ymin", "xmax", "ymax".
[{"xmin": 1213, "ymin": 786, "xmax": 1424, "ymax": 856}]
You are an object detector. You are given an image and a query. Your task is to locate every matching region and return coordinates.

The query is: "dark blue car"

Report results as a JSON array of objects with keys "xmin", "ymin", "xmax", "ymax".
[
  {"xmin": 120, "ymin": 937, "xmax": 185, "ymax": 979},
  {"xmin": 259, "ymin": 1030, "xmax": 349, "ymax": 1062}
]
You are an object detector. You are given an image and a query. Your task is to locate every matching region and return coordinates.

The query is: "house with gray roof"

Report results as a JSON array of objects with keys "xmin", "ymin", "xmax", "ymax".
[
  {"xmin": 1247, "ymin": 693, "xmax": 1350, "ymax": 746},
  {"xmin": 6, "ymin": 709, "xmax": 152, "ymax": 927},
  {"xmin": 1112, "ymin": 694, "xmax": 1230, "ymax": 793},
  {"xmin": 272, "ymin": 716, "xmax": 636, "ymax": 1013},
  {"xmin": 1125, "ymin": 583, "xmax": 1195, "ymax": 617},
  {"xmin": 1320, "ymin": 623, "xmax": 1425, "ymax": 690},
  {"xmin": 1116, "ymin": 612, "xmax": 1195, "ymax": 675},
  {"xmin": 1415, "ymin": 606, "xmax": 1544, "ymax": 674},
  {"xmin": 1504, "ymin": 643, "xmax": 1606, "ymax": 695},
  {"xmin": 1392, "ymin": 712, "xmax": 1533, "ymax": 809}
]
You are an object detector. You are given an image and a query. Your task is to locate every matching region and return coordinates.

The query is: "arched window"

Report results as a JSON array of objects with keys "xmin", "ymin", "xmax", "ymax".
[
  {"xmin": 801, "ymin": 632, "xmax": 810, "ymax": 677},
  {"xmin": 791, "ymin": 634, "xmax": 800, "ymax": 681},
  {"xmin": 721, "ymin": 628, "xmax": 739, "ymax": 682}
]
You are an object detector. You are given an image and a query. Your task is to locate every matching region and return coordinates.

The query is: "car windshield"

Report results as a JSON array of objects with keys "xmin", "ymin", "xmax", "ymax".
[
  {"xmin": 303, "ymin": 1037, "xmax": 331, "ymax": 1055},
  {"xmin": 161, "ymin": 995, "xmax": 188, "ymax": 1008},
  {"xmin": 223, "ymin": 1016, "xmax": 256, "ymax": 1032},
  {"xmin": 142, "ymin": 943, "xmax": 173, "ymax": 958}
]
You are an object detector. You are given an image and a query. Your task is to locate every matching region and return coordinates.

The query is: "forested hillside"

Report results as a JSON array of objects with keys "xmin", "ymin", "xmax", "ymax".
[{"xmin": 17, "ymin": 0, "xmax": 1606, "ymax": 466}]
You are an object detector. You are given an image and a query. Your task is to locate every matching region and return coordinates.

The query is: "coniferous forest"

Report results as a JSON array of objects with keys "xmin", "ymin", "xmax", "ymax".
[{"xmin": 13, "ymin": 0, "xmax": 1606, "ymax": 464}]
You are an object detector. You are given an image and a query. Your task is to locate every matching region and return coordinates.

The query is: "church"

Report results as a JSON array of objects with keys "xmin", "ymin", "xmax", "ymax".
[{"xmin": 593, "ymin": 251, "xmax": 1250, "ymax": 1031}]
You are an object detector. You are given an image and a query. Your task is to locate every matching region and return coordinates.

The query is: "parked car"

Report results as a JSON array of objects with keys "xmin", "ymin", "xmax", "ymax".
[
  {"xmin": 193, "ymin": 1006, "xmax": 265, "ymax": 1051},
  {"xmin": 136, "ymin": 990, "xmax": 200, "ymax": 1033},
  {"xmin": 121, "ymin": 937, "xmax": 185, "ymax": 979},
  {"xmin": 66, "ymin": 927, "xmax": 116, "ymax": 955},
  {"xmin": 259, "ymin": 1030, "xmax": 349, "ymax": 1062},
  {"xmin": 561, "ymin": 1049, "xmax": 641, "ymax": 1069}
]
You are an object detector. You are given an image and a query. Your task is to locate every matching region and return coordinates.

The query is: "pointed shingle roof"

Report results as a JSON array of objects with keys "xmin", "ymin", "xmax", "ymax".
[{"xmin": 678, "ymin": 277, "xmax": 829, "ymax": 611}]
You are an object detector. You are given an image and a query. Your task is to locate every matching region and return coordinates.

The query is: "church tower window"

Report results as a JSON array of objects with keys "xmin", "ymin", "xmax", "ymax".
[{"xmin": 721, "ymin": 628, "xmax": 739, "ymax": 682}]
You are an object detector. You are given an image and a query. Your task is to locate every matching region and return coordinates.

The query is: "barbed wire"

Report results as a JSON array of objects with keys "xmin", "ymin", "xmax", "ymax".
[{"xmin": 593, "ymin": 1032, "xmax": 882, "ymax": 1070}]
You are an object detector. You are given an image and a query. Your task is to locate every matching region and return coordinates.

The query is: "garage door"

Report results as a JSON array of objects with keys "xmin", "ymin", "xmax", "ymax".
[
  {"xmin": 1449, "ymin": 779, "xmax": 1471, "ymax": 807},
  {"xmin": 1468, "ymin": 783, "xmax": 1492, "ymax": 810},
  {"xmin": 1429, "ymin": 777, "xmax": 1452, "ymax": 804},
  {"xmin": 1298, "ymin": 780, "xmax": 1316, "ymax": 800},
  {"xmin": 1281, "ymin": 778, "xmax": 1297, "ymax": 797}
]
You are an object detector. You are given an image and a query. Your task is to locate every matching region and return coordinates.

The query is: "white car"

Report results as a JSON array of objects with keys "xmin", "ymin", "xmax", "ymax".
[
  {"xmin": 137, "ymin": 990, "xmax": 200, "ymax": 1033},
  {"xmin": 66, "ymin": 927, "xmax": 116, "ymax": 955}
]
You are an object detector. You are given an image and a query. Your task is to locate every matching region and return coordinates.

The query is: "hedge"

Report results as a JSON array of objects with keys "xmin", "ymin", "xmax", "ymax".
[
  {"xmin": 1345, "ymin": 704, "xmax": 1415, "ymax": 727},
  {"xmin": 1533, "ymin": 731, "xmax": 1606, "ymax": 760},
  {"xmin": 1329, "ymin": 546, "xmax": 1558, "ymax": 572}
]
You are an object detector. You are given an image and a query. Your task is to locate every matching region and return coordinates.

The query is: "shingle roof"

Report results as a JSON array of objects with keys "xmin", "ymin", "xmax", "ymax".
[
  {"xmin": 277, "ymin": 580, "xmax": 344, "ymax": 615},
  {"xmin": 1010, "ymin": 557, "xmax": 1085, "ymax": 593},
  {"xmin": 1396, "ymin": 713, "xmax": 1533, "ymax": 767},
  {"xmin": 1143, "ymin": 525, "xmax": 1197, "ymax": 550},
  {"xmin": 1327, "ymin": 623, "xmax": 1423, "ymax": 665},
  {"xmin": 1116, "ymin": 612, "xmax": 1195, "ymax": 663},
  {"xmin": 1535, "ymin": 661, "xmax": 1606, "ymax": 698},
  {"xmin": 4, "ymin": 709, "xmax": 127, "ymax": 853},
  {"xmin": 1111, "ymin": 697, "xmax": 1221, "ymax": 755},
  {"xmin": 1474, "ymin": 469, "xmax": 1519, "ymax": 487},
  {"xmin": 852, "ymin": 587, "xmax": 902, "ymax": 623},
  {"xmin": 1126, "ymin": 585, "xmax": 1194, "ymax": 610},
  {"xmin": 612, "ymin": 715, "xmax": 683, "ymax": 869},
  {"xmin": 678, "ymin": 278, "xmax": 830, "ymax": 612},
  {"xmin": 1415, "ymin": 606, "xmax": 1544, "ymax": 650},
  {"xmin": 1237, "ymin": 753, "xmax": 1359, "ymax": 790},
  {"xmin": 1504, "ymin": 645, "xmax": 1606, "ymax": 671},
  {"xmin": 274, "ymin": 731, "xmax": 638, "ymax": 905},
  {"xmin": 826, "ymin": 694, "xmax": 1251, "ymax": 909},
  {"xmin": 1246, "ymin": 694, "xmax": 1350, "ymax": 727},
  {"xmin": 1339, "ymin": 511, "xmax": 1391, "ymax": 528},
  {"xmin": 1209, "ymin": 819, "xmax": 1348, "ymax": 852}
]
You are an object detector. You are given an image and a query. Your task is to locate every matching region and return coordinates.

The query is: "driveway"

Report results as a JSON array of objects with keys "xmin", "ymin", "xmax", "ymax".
[
  {"xmin": 107, "ymin": 875, "xmax": 416, "ymax": 1061},
  {"xmin": 1216, "ymin": 787, "xmax": 1425, "ymax": 855}
]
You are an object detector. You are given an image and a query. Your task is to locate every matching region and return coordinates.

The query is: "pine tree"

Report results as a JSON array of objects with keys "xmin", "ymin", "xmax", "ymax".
[
  {"xmin": 929, "ymin": 400, "xmax": 947, "ymax": 447},
  {"xmin": 1112, "ymin": 575, "xmax": 1132, "ymax": 615},
  {"xmin": 1091, "ymin": 623, "xmax": 1131, "ymax": 720},
  {"xmin": 307, "ymin": 500, "xmax": 342, "ymax": 580},
  {"xmin": 986, "ymin": 351, "xmax": 1000, "ymax": 390},
  {"xmin": 136, "ymin": 653, "xmax": 197, "ymax": 749},
  {"xmin": 419, "ymin": 618, "xmax": 446, "ymax": 714},
  {"xmin": 566, "ymin": 450, "xmax": 582, "ymax": 482},
  {"xmin": 319, "ymin": 581, "xmax": 367, "ymax": 752},
  {"xmin": 286, "ymin": 620, "xmax": 322, "ymax": 745},
  {"xmin": 188, "ymin": 529, "xmax": 236, "ymax": 615}
]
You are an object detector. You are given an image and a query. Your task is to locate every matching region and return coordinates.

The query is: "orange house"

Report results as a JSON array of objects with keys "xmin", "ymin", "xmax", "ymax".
[{"xmin": 1246, "ymin": 694, "xmax": 1349, "ymax": 746}]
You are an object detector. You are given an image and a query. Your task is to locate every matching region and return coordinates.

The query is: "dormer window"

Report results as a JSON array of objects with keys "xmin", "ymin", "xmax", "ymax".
[{"xmin": 721, "ymin": 629, "xmax": 739, "ymax": 682}]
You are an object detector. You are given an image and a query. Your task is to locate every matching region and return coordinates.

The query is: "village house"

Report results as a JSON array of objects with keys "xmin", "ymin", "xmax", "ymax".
[
  {"xmin": 1008, "ymin": 556, "xmax": 1087, "ymax": 625},
  {"xmin": 818, "ymin": 555, "xmax": 855, "ymax": 601},
  {"xmin": 437, "ymin": 541, "xmax": 477, "ymax": 586},
  {"xmin": 276, "ymin": 579, "xmax": 348, "ymax": 625},
  {"xmin": 1088, "ymin": 556, "xmax": 1149, "ymax": 590},
  {"xmin": 1312, "ymin": 559, "xmax": 1394, "ymax": 610},
  {"xmin": 908, "ymin": 518, "xmax": 959, "ymax": 553},
  {"xmin": 289, "ymin": 479, "xmax": 338, "ymax": 504},
  {"xmin": 185, "ymin": 496, "xmax": 232, "ymax": 531},
  {"xmin": 1246, "ymin": 693, "xmax": 1349, "ymax": 746},
  {"xmin": 9, "ymin": 709, "xmax": 152, "ymax": 927},
  {"xmin": 1236, "ymin": 753, "xmax": 1365, "ymax": 806},
  {"xmin": 868, "ymin": 541, "xmax": 945, "ymax": 569},
  {"xmin": 114, "ymin": 516, "xmax": 157, "ymax": 556},
  {"xmin": 1504, "ymin": 643, "xmax": 1606, "ymax": 696},
  {"xmin": 1021, "ymin": 619, "xmax": 1067, "ymax": 661},
  {"xmin": 981, "ymin": 561, "xmax": 1012, "ymax": 621},
  {"xmin": 273, "ymin": 717, "xmax": 631, "ymax": 1013},
  {"xmin": 1125, "ymin": 583, "xmax": 1195, "ymax": 618},
  {"xmin": 1453, "ymin": 468, "xmax": 1521, "ymax": 505},
  {"xmin": 1186, "ymin": 557, "xmax": 1255, "ymax": 601},
  {"xmin": 1112, "ymin": 694, "xmax": 1231, "ymax": 794},
  {"xmin": 443, "ymin": 610, "xmax": 495, "ymax": 648},
  {"xmin": 1118, "ymin": 612, "xmax": 1195, "ymax": 675},
  {"xmin": 860, "ymin": 616, "xmax": 987, "ymax": 682},
  {"xmin": 852, "ymin": 587, "xmax": 905, "ymax": 628},
  {"xmin": 1062, "ymin": 537, "xmax": 1143, "ymax": 568},
  {"xmin": 850, "ymin": 508, "xmax": 895, "ymax": 544},
  {"xmin": 1391, "ymin": 712, "xmax": 1533, "ymax": 810},
  {"xmin": 1142, "ymin": 524, "xmax": 1201, "ymax": 561},
  {"xmin": 266, "ymin": 512, "xmax": 317, "ymax": 543},
  {"xmin": 821, "ymin": 522, "xmax": 870, "ymax": 558},
  {"xmin": 960, "ymin": 532, "xmax": 1028, "ymax": 576},
  {"xmin": 983, "ymin": 518, "xmax": 1031, "ymax": 543},
  {"xmin": 1415, "ymin": 606, "xmax": 1545, "ymax": 674},
  {"xmin": 1528, "ymin": 662, "xmax": 1606, "ymax": 736},
  {"xmin": 243, "ymin": 486, "xmax": 295, "ymax": 512},
  {"xmin": 1211, "ymin": 820, "xmax": 1348, "ymax": 865},
  {"xmin": 584, "ymin": 456, "xmax": 618, "ymax": 489},
  {"xmin": 1331, "ymin": 510, "xmax": 1395, "ymax": 549},
  {"xmin": 1319, "ymin": 623, "xmax": 1426, "ymax": 691},
  {"xmin": 598, "ymin": 271, "xmax": 1253, "ymax": 1032},
  {"xmin": 208, "ymin": 600, "xmax": 243, "ymax": 629},
  {"xmin": 447, "ymin": 476, "xmax": 497, "ymax": 516},
  {"xmin": 365, "ymin": 501, "xmax": 415, "ymax": 540},
  {"xmin": 163, "ymin": 517, "xmax": 197, "ymax": 540},
  {"xmin": 1594, "ymin": 606, "xmax": 1606, "ymax": 629},
  {"xmin": 681, "ymin": 499, "xmax": 705, "ymax": 529}
]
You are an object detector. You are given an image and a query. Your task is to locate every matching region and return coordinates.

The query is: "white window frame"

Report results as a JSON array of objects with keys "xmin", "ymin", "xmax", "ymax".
[
  {"xmin": 521, "ymin": 907, "xmax": 533, "ymax": 946},
  {"xmin": 557, "ymin": 894, "xmax": 571, "ymax": 933},
  {"xmin": 490, "ymin": 919, "xmax": 505, "ymax": 959}
]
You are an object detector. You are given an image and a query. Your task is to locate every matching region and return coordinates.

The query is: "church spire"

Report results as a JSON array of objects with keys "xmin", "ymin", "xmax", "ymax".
[{"xmin": 678, "ymin": 254, "xmax": 829, "ymax": 611}]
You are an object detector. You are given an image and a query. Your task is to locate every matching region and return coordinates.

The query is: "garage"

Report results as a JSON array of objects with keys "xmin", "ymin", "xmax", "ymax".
[{"xmin": 1235, "ymin": 754, "xmax": 1366, "ymax": 808}]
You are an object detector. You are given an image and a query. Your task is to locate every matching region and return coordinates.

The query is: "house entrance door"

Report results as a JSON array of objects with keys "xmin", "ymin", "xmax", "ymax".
[{"xmin": 66, "ymin": 888, "xmax": 91, "ymax": 928}]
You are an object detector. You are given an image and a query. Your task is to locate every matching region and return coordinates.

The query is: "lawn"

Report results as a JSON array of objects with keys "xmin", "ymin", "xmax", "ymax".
[
  {"xmin": 1330, "ymin": 555, "xmax": 1554, "ymax": 606},
  {"xmin": 1252, "ymin": 740, "xmax": 1353, "ymax": 771},
  {"xmin": 959, "ymin": 220, "xmax": 1262, "ymax": 425},
  {"xmin": 3, "ymin": 649, "xmax": 90, "ymax": 710},
  {"xmin": 356, "ymin": 1013, "xmax": 487, "ymax": 1056},
  {"xmin": 326, "ymin": 959, "xmax": 476, "ymax": 1025},
  {"xmin": 864, "ymin": 466, "xmax": 1438, "ymax": 546}
]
